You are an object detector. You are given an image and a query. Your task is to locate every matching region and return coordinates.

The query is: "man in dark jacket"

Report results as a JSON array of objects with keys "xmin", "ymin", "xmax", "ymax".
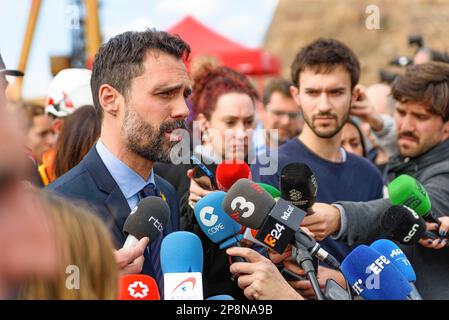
[{"xmin": 302, "ymin": 62, "xmax": 449, "ymax": 299}]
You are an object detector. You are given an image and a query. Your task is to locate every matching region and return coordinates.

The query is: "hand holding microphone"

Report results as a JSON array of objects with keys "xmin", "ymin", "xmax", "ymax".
[
  {"xmin": 419, "ymin": 216, "xmax": 449, "ymax": 249},
  {"xmin": 115, "ymin": 237, "xmax": 149, "ymax": 275}
]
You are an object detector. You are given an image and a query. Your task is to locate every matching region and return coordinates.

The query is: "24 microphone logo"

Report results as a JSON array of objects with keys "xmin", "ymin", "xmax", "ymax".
[{"xmin": 128, "ymin": 281, "xmax": 149, "ymax": 299}]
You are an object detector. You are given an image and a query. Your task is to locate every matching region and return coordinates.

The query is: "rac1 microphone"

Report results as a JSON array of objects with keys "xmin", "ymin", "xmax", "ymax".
[
  {"xmin": 381, "ymin": 205, "xmax": 427, "ymax": 244},
  {"xmin": 280, "ymin": 162, "xmax": 317, "ymax": 212},
  {"xmin": 341, "ymin": 245, "xmax": 412, "ymax": 300},
  {"xmin": 370, "ymin": 239, "xmax": 422, "ymax": 300},
  {"xmin": 194, "ymin": 191, "xmax": 244, "ymax": 249},
  {"xmin": 122, "ymin": 196, "xmax": 170, "ymax": 249},
  {"xmin": 160, "ymin": 231, "xmax": 204, "ymax": 300},
  {"xmin": 216, "ymin": 160, "xmax": 251, "ymax": 191},
  {"xmin": 118, "ymin": 274, "xmax": 160, "ymax": 300},
  {"xmin": 388, "ymin": 174, "xmax": 440, "ymax": 224}
]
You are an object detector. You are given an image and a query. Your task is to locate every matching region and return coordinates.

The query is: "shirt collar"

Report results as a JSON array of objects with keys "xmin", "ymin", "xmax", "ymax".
[{"xmin": 96, "ymin": 140, "xmax": 155, "ymax": 200}]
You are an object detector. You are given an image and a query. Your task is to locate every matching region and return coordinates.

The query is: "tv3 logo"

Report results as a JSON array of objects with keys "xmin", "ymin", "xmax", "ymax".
[
  {"xmin": 263, "ymin": 223, "xmax": 285, "ymax": 247},
  {"xmin": 230, "ymin": 196, "xmax": 255, "ymax": 218}
]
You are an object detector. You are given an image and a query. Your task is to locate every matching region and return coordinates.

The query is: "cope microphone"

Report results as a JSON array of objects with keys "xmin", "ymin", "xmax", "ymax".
[
  {"xmin": 118, "ymin": 274, "xmax": 160, "ymax": 300},
  {"xmin": 381, "ymin": 205, "xmax": 427, "ymax": 244},
  {"xmin": 123, "ymin": 196, "xmax": 170, "ymax": 249},
  {"xmin": 280, "ymin": 163, "xmax": 317, "ymax": 212},
  {"xmin": 388, "ymin": 174, "xmax": 440, "ymax": 225},
  {"xmin": 370, "ymin": 239, "xmax": 422, "ymax": 300},
  {"xmin": 341, "ymin": 245, "xmax": 412, "ymax": 300},
  {"xmin": 215, "ymin": 160, "xmax": 251, "ymax": 191},
  {"xmin": 160, "ymin": 231, "xmax": 204, "ymax": 300}
]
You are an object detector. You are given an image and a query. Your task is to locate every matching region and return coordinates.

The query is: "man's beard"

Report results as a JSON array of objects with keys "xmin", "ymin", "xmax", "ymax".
[
  {"xmin": 122, "ymin": 105, "xmax": 187, "ymax": 163},
  {"xmin": 303, "ymin": 111, "xmax": 349, "ymax": 138}
]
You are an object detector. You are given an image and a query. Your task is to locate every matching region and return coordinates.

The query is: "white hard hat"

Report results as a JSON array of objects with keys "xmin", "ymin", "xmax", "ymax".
[{"xmin": 45, "ymin": 68, "xmax": 93, "ymax": 118}]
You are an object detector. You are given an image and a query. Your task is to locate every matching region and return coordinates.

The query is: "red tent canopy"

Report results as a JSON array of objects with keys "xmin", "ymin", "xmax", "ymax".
[{"xmin": 167, "ymin": 16, "xmax": 280, "ymax": 76}]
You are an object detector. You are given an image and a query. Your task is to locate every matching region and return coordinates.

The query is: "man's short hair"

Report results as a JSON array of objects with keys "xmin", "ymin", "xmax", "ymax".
[
  {"xmin": 91, "ymin": 29, "xmax": 191, "ymax": 120},
  {"xmin": 262, "ymin": 78, "xmax": 293, "ymax": 107},
  {"xmin": 391, "ymin": 61, "xmax": 449, "ymax": 122},
  {"xmin": 290, "ymin": 38, "xmax": 360, "ymax": 89}
]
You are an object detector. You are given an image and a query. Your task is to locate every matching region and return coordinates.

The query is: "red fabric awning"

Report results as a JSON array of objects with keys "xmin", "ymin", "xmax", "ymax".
[{"xmin": 167, "ymin": 16, "xmax": 280, "ymax": 76}]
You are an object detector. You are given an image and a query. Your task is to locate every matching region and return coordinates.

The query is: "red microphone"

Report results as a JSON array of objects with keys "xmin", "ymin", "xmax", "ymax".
[
  {"xmin": 118, "ymin": 274, "xmax": 160, "ymax": 300},
  {"xmin": 216, "ymin": 160, "xmax": 252, "ymax": 191}
]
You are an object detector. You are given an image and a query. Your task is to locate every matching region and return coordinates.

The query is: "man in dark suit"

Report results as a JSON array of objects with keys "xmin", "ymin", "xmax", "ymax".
[{"xmin": 48, "ymin": 29, "xmax": 192, "ymax": 292}]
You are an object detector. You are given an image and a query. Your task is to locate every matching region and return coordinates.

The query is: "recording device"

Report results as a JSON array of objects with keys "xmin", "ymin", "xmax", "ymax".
[
  {"xmin": 280, "ymin": 163, "xmax": 317, "ymax": 214},
  {"xmin": 160, "ymin": 231, "xmax": 204, "ymax": 300},
  {"xmin": 381, "ymin": 205, "xmax": 427, "ymax": 244},
  {"xmin": 123, "ymin": 196, "xmax": 170, "ymax": 249},
  {"xmin": 215, "ymin": 160, "xmax": 251, "ymax": 191},
  {"xmin": 370, "ymin": 239, "xmax": 422, "ymax": 300},
  {"xmin": 118, "ymin": 274, "xmax": 160, "ymax": 300},
  {"xmin": 190, "ymin": 155, "xmax": 218, "ymax": 190},
  {"xmin": 341, "ymin": 245, "xmax": 412, "ymax": 300}
]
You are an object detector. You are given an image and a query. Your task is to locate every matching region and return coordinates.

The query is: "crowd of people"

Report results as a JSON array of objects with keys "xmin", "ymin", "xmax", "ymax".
[{"xmin": 1, "ymin": 27, "xmax": 449, "ymax": 300}]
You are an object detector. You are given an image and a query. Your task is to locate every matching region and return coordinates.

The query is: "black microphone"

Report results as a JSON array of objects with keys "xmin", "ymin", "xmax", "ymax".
[
  {"xmin": 222, "ymin": 179, "xmax": 339, "ymax": 267},
  {"xmin": 381, "ymin": 205, "xmax": 427, "ymax": 245},
  {"xmin": 280, "ymin": 163, "xmax": 317, "ymax": 213},
  {"xmin": 123, "ymin": 196, "xmax": 170, "ymax": 249}
]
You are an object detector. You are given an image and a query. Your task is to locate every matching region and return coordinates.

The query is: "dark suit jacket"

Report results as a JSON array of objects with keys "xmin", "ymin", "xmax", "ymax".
[{"xmin": 47, "ymin": 146, "xmax": 180, "ymax": 280}]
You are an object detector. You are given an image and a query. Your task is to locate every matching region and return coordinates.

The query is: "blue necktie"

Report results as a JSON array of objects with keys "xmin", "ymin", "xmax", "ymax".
[{"xmin": 139, "ymin": 183, "xmax": 164, "ymax": 292}]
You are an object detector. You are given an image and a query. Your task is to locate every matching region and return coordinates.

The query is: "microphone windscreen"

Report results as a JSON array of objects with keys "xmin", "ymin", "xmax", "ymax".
[
  {"xmin": 387, "ymin": 174, "xmax": 431, "ymax": 216},
  {"xmin": 280, "ymin": 163, "xmax": 317, "ymax": 210},
  {"xmin": 216, "ymin": 160, "xmax": 251, "ymax": 191},
  {"xmin": 257, "ymin": 182, "xmax": 281, "ymax": 199},
  {"xmin": 222, "ymin": 178, "xmax": 275, "ymax": 229},
  {"xmin": 341, "ymin": 245, "xmax": 412, "ymax": 300},
  {"xmin": 123, "ymin": 196, "xmax": 170, "ymax": 242},
  {"xmin": 118, "ymin": 274, "xmax": 160, "ymax": 300},
  {"xmin": 194, "ymin": 191, "xmax": 242, "ymax": 244},
  {"xmin": 160, "ymin": 231, "xmax": 203, "ymax": 273},
  {"xmin": 370, "ymin": 239, "xmax": 416, "ymax": 283},
  {"xmin": 206, "ymin": 295, "xmax": 234, "ymax": 300},
  {"xmin": 381, "ymin": 205, "xmax": 426, "ymax": 244}
]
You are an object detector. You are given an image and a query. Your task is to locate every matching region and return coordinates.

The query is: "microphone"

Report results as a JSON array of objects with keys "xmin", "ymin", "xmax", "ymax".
[
  {"xmin": 194, "ymin": 191, "xmax": 244, "ymax": 249},
  {"xmin": 257, "ymin": 182, "xmax": 281, "ymax": 200},
  {"xmin": 280, "ymin": 163, "xmax": 317, "ymax": 212},
  {"xmin": 222, "ymin": 178, "xmax": 305, "ymax": 254},
  {"xmin": 381, "ymin": 205, "xmax": 427, "ymax": 244},
  {"xmin": 206, "ymin": 295, "xmax": 234, "ymax": 300},
  {"xmin": 222, "ymin": 179, "xmax": 339, "ymax": 268},
  {"xmin": 370, "ymin": 239, "xmax": 422, "ymax": 300},
  {"xmin": 215, "ymin": 160, "xmax": 251, "ymax": 191},
  {"xmin": 387, "ymin": 174, "xmax": 440, "ymax": 225},
  {"xmin": 160, "ymin": 231, "xmax": 204, "ymax": 300},
  {"xmin": 341, "ymin": 245, "xmax": 412, "ymax": 300},
  {"xmin": 123, "ymin": 196, "xmax": 170, "ymax": 249},
  {"xmin": 118, "ymin": 274, "xmax": 160, "ymax": 300}
]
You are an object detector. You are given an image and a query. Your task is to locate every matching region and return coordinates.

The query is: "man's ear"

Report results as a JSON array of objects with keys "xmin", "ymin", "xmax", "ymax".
[
  {"xmin": 195, "ymin": 113, "xmax": 209, "ymax": 132},
  {"xmin": 98, "ymin": 84, "xmax": 122, "ymax": 117},
  {"xmin": 442, "ymin": 120, "xmax": 449, "ymax": 141},
  {"xmin": 290, "ymin": 85, "xmax": 300, "ymax": 107}
]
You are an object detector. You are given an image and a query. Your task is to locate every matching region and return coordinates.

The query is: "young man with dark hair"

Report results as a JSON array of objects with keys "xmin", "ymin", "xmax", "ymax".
[
  {"xmin": 251, "ymin": 38, "xmax": 383, "ymax": 298},
  {"xmin": 49, "ymin": 29, "xmax": 192, "ymax": 291},
  {"xmin": 308, "ymin": 61, "xmax": 449, "ymax": 299}
]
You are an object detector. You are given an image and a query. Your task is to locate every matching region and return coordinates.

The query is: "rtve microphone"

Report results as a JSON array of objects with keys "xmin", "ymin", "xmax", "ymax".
[
  {"xmin": 215, "ymin": 160, "xmax": 251, "ymax": 191},
  {"xmin": 280, "ymin": 163, "xmax": 317, "ymax": 212},
  {"xmin": 370, "ymin": 239, "xmax": 422, "ymax": 300},
  {"xmin": 381, "ymin": 205, "xmax": 427, "ymax": 244},
  {"xmin": 341, "ymin": 245, "xmax": 412, "ymax": 300},
  {"xmin": 160, "ymin": 231, "xmax": 204, "ymax": 300},
  {"xmin": 388, "ymin": 174, "xmax": 440, "ymax": 225},
  {"xmin": 118, "ymin": 274, "xmax": 160, "ymax": 300},
  {"xmin": 123, "ymin": 196, "xmax": 170, "ymax": 249}
]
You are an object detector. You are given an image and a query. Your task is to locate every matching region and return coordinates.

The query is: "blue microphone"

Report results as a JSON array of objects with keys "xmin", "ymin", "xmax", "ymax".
[
  {"xmin": 194, "ymin": 191, "xmax": 243, "ymax": 249},
  {"xmin": 206, "ymin": 295, "xmax": 235, "ymax": 300},
  {"xmin": 341, "ymin": 245, "xmax": 412, "ymax": 300},
  {"xmin": 370, "ymin": 239, "xmax": 422, "ymax": 300},
  {"xmin": 160, "ymin": 231, "xmax": 204, "ymax": 300}
]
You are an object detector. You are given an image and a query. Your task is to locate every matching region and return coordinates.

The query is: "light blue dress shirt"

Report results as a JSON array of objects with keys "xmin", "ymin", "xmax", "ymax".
[{"xmin": 96, "ymin": 140, "xmax": 156, "ymax": 211}]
